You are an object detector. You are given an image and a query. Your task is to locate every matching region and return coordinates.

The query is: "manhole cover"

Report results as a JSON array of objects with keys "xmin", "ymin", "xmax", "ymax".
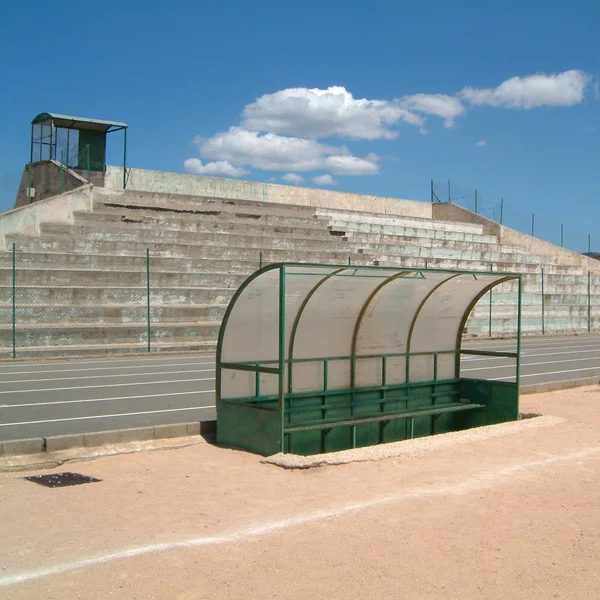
[{"xmin": 24, "ymin": 472, "xmax": 102, "ymax": 488}]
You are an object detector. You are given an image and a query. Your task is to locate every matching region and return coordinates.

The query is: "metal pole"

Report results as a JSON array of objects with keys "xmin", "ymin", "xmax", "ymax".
[
  {"xmin": 588, "ymin": 271, "xmax": 592, "ymax": 333},
  {"xmin": 123, "ymin": 128, "xmax": 128, "ymax": 189},
  {"xmin": 348, "ymin": 256, "xmax": 351, "ymax": 266},
  {"xmin": 560, "ymin": 224, "xmax": 564, "ymax": 248},
  {"xmin": 12, "ymin": 242, "xmax": 16, "ymax": 359},
  {"xmin": 278, "ymin": 265, "xmax": 286, "ymax": 453},
  {"xmin": 59, "ymin": 151, "xmax": 65, "ymax": 193},
  {"xmin": 86, "ymin": 144, "xmax": 91, "ymax": 183},
  {"xmin": 489, "ymin": 265, "xmax": 493, "ymax": 337},
  {"xmin": 430, "ymin": 179, "xmax": 434, "ymax": 203},
  {"xmin": 500, "ymin": 198, "xmax": 504, "ymax": 225},
  {"xmin": 146, "ymin": 248, "xmax": 151, "ymax": 352},
  {"xmin": 541, "ymin": 266, "xmax": 545, "ymax": 335},
  {"xmin": 531, "ymin": 213, "xmax": 535, "ymax": 237},
  {"xmin": 28, "ymin": 124, "xmax": 34, "ymax": 203},
  {"xmin": 516, "ymin": 277, "xmax": 522, "ymax": 395},
  {"xmin": 259, "ymin": 251, "xmax": 263, "ymax": 269}
]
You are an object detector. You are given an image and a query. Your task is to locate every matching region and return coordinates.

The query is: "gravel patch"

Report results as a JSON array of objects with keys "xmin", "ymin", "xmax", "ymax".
[{"xmin": 263, "ymin": 414, "xmax": 567, "ymax": 469}]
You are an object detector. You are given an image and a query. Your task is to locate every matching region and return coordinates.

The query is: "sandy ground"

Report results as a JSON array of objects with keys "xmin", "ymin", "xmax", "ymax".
[{"xmin": 0, "ymin": 387, "xmax": 599, "ymax": 600}]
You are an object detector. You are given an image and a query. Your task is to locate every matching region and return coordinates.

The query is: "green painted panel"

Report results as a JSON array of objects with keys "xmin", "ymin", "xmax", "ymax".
[
  {"xmin": 217, "ymin": 400, "xmax": 280, "ymax": 456},
  {"xmin": 78, "ymin": 129, "xmax": 106, "ymax": 171},
  {"xmin": 459, "ymin": 379, "xmax": 519, "ymax": 426}
]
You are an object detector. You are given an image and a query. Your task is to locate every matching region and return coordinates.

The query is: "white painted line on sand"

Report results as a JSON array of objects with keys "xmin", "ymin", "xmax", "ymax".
[
  {"xmin": 1, "ymin": 446, "xmax": 598, "ymax": 587},
  {"xmin": 0, "ymin": 402, "xmax": 216, "ymax": 428}
]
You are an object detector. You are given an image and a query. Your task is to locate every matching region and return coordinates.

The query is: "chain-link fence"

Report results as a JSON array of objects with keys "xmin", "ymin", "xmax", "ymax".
[
  {"xmin": 431, "ymin": 179, "xmax": 600, "ymax": 255},
  {"xmin": 0, "ymin": 245, "xmax": 269, "ymax": 360},
  {"xmin": 1, "ymin": 242, "xmax": 599, "ymax": 360}
]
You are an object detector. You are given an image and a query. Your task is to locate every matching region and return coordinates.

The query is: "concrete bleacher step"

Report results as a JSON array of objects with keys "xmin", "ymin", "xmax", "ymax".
[
  {"xmin": 0, "ymin": 321, "xmax": 221, "ymax": 349},
  {"xmin": 0, "ymin": 286, "xmax": 237, "ymax": 305},
  {"xmin": 0, "ymin": 268, "xmax": 247, "ymax": 288}
]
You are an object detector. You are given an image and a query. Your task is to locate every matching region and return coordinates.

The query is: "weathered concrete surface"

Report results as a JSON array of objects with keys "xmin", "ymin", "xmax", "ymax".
[
  {"xmin": 13, "ymin": 160, "xmax": 90, "ymax": 208},
  {"xmin": 106, "ymin": 166, "xmax": 433, "ymax": 219},
  {"xmin": 0, "ymin": 185, "xmax": 93, "ymax": 249}
]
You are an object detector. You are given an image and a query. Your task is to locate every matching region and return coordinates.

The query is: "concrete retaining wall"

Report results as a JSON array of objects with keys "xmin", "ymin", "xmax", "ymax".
[
  {"xmin": 0, "ymin": 186, "xmax": 93, "ymax": 250},
  {"xmin": 106, "ymin": 166, "xmax": 433, "ymax": 219}
]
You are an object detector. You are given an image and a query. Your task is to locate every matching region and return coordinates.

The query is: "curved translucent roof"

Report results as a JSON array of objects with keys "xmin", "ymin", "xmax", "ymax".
[
  {"xmin": 31, "ymin": 112, "xmax": 127, "ymax": 131},
  {"xmin": 218, "ymin": 263, "xmax": 519, "ymax": 399}
]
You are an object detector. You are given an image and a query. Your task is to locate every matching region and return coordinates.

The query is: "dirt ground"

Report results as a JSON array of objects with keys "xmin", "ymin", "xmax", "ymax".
[{"xmin": 0, "ymin": 386, "xmax": 599, "ymax": 600}]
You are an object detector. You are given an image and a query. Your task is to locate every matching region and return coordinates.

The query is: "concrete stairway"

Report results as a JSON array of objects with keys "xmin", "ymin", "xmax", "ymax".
[{"xmin": 0, "ymin": 182, "xmax": 599, "ymax": 358}]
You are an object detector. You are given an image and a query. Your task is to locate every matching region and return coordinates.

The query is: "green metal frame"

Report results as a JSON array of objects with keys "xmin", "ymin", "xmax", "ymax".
[{"xmin": 216, "ymin": 263, "xmax": 522, "ymax": 456}]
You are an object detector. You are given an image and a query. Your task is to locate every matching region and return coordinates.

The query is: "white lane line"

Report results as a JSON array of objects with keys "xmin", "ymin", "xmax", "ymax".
[
  {"xmin": 462, "ymin": 356, "xmax": 600, "ymax": 372},
  {"xmin": 1, "ymin": 446, "xmax": 597, "ymax": 587},
  {"xmin": 488, "ymin": 366, "xmax": 600, "ymax": 380},
  {"xmin": 0, "ymin": 377, "xmax": 215, "ymax": 395},
  {"xmin": 0, "ymin": 355, "xmax": 215, "ymax": 369},
  {"xmin": 0, "ymin": 403, "xmax": 216, "ymax": 428},
  {"xmin": 461, "ymin": 348, "xmax": 600, "ymax": 362},
  {"xmin": 0, "ymin": 389, "xmax": 214, "ymax": 411},
  {"xmin": 0, "ymin": 368, "xmax": 214, "ymax": 385},
  {"xmin": 0, "ymin": 362, "xmax": 215, "ymax": 376}
]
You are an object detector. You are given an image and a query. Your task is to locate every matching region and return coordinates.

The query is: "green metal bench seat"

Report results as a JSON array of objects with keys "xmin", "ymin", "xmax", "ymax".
[{"xmin": 285, "ymin": 401, "xmax": 486, "ymax": 434}]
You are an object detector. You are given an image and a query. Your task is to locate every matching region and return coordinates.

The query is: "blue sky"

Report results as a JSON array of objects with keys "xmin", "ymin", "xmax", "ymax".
[{"xmin": 0, "ymin": 0, "xmax": 598, "ymax": 245}]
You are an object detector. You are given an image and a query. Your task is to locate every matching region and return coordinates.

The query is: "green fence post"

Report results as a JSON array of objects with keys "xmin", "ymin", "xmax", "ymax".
[
  {"xmin": 430, "ymin": 179, "xmax": 434, "ymax": 203},
  {"xmin": 560, "ymin": 224, "xmax": 564, "ymax": 248},
  {"xmin": 541, "ymin": 266, "xmax": 545, "ymax": 335},
  {"xmin": 59, "ymin": 151, "xmax": 65, "ymax": 194},
  {"xmin": 12, "ymin": 242, "xmax": 16, "ymax": 359},
  {"xmin": 86, "ymin": 144, "xmax": 91, "ymax": 183},
  {"xmin": 348, "ymin": 256, "xmax": 351, "ymax": 266},
  {"xmin": 531, "ymin": 213, "xmax": 535, "ymax": 237},
  {"xmin": 259, "ymin": 251, "xmax": 263, "ymax": 269},
  {"xmin": 27, "ymin": 162, "xmax": 33, "ymax": 204},
  {"xmin": 588, "ymin": 271, "xmax": 591, "ymax": 333},
  {"xmin": 278, "ymin": 265, "xmax": 286, "ymax": 453},
  {"xmin": 489, "ymin": 265, "xmax": 493, "ymax": 337},
  {"xmin": 146, "ymin": 248, "xmax": 151, "ymax": 352}
]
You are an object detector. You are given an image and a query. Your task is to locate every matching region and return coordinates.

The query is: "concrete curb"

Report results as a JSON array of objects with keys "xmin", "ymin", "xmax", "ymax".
[
  {"xmin": 0, "ymin": 420, "xmax": 216, "ymax": 458},
  {"xmin": 520, "ymin": 376, "xmax": 598, "ymax": 395}
]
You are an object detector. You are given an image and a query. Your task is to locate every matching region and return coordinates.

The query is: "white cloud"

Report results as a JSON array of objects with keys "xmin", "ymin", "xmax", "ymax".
[
  {"xmin": 281, "ymin": 173, "xmax": 305, "ymax": 185},
  {"xmin": 476, "ymin": 140, "xmax": 486, "ymax": 147},
  {"xmin": 313, "ymin": 174, "xmax": 338, "ymax": 186},
  {"xmin": 398, "ymin": 94, "xmax": 466, "ymax": 128},
  {"xmin": 460, "ymin": 70, "xmax": 590, "ymax": 109},
  {"xmin": 198, "ymin": 127, "xmax": 380, "ymax": 175},
  {"xmin": 183, "ymin": 158, "xmax": 249, "ymax": 177},
  {"xmin": 243, "ymin": 85, "xmax": 423, "ymax": 140}
]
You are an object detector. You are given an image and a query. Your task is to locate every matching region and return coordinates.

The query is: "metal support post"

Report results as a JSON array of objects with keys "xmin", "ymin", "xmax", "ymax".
[
  {"xmin": 516, "ymin": 278, "xmax": 522, "ymax": 394},
  {"xmin": 531, "ymin": 213, "xmax": 535, "ymax": 237},
  {"xmin": 12, "ymin": 243, "xmax": 16, "ymax": 359},
  {"xmin": 146, "ymin": 248, "xmax": 151, "ymax": 352},
  {"xmin": 259, "ymin": 251, "xmax": 263, "ymax": 269},
  {"xmin": 541, "ymin": 267, "xmax": 545, "ymax": 335},
  {"xmin": 489, "ymin": 265, "xmax": 493, "ymax": 337},
  {"xmin": 560, "ymin": 224, "xmax": 564, "ymax": 247},
  {"xmin": 123, "ymin": 128, "xmax": 128, "ymax": 189},
  {"xmin": 278, "ymin": 266, "xmax": 287, "ymax": 453},
  {"xmin": 588, "ymin": 271, "xmax": 592, "ymax": 333}
]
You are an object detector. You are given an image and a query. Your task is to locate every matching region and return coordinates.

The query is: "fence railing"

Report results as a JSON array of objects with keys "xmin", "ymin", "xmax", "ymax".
[{"xmin": 431, "ymin": 179, "xmax": 600, "ymax": 255}]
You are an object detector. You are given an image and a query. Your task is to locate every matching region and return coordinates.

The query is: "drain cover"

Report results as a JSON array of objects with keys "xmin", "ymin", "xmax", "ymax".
[{"xmin": 24, "ymin": 472, "xmax": 102, "ymax": 488}]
